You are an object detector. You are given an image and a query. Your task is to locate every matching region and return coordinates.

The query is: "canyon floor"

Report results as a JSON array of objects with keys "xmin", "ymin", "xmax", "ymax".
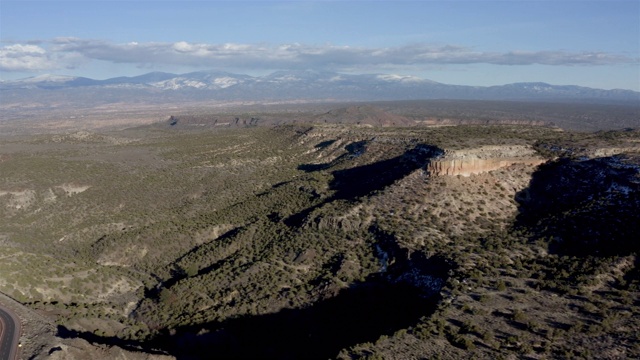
[{"xmin": 0, "ymin": 103, "xmax": 639, "ymax": 359}]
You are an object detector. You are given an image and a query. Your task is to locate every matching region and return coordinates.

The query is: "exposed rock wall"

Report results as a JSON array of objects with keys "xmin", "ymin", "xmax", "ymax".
[
  {"xmin": 426, "ymin": 145, "xmax": 545, "ymax": 177},
  {"xmin": 418, "ymin": 118, "xmax": 550, "ymax": 127}
]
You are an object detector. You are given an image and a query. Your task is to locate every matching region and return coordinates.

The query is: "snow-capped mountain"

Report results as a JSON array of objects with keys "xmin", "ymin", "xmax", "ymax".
[
  {"xmin": 1, "ymin": 70, "xmax": 638, "ymax": 104},
  {"xmin": 145, "ymin": 71, "xmax": 254, "ymax": 90}
]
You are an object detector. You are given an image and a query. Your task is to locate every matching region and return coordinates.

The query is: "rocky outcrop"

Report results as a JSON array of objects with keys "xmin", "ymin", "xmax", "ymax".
[
  {"xmin": 426, "ymin": 145, "xmax": 545, "ymax": 177},
  {"xmin": 592, "ymin": 146, "xmax": 640, "ymax": 158},
  {"xmin": 418, "ymin": 118, "xmax": 551, "ymax": 127}
]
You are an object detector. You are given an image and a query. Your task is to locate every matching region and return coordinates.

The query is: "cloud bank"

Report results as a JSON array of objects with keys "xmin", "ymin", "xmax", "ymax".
[{"xmin": 1, "ymin": 38, "xmax": 636, "ymax": 73}]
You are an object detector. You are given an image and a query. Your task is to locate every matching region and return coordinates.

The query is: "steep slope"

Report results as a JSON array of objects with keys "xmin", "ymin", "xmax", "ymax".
[{"xmin": 516, "ymin": 155, "xmax": 640, "ymax": 256}]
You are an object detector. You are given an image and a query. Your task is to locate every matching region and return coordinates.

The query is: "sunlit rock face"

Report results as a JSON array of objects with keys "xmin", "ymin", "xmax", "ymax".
[{"xmin": 426, "ymin": 145, "xmax": 545, "ymax": 176}]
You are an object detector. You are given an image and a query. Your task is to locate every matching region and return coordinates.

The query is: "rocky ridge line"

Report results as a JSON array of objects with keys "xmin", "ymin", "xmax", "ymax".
[{"xmin": 426, "ymin": 145, "xmax": 546, "ymax": 177}]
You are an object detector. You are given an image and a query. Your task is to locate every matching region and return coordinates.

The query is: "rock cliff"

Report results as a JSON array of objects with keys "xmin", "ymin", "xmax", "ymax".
[
  {"xmin": 418, "ymin": 118, "xmax": 551, "ymax": 127},
  {"xmin": 426, "ymin": 145, "xmax": 545, "ymax": 176}
]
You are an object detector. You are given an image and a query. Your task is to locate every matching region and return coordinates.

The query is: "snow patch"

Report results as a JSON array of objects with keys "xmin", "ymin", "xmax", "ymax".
[
  {"xmin": 152, "ymin": 78, "xmax": 208, "ymax": 90},
  {"xmin": 269, "ymin": 75, "xmax": 301, "ymax": 82},
  {"xmin": 376, "ymin": 74, "xmax": 423, "ymax": 83},
  {"xmin": 212, "ymin": 76, "xmax": 241, "ymax": 88}
]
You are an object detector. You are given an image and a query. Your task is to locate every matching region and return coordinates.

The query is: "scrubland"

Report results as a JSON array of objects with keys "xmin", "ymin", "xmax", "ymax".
[{"xmin": 1, "ymin": 118, "xmax": 639, "ymax": 359}]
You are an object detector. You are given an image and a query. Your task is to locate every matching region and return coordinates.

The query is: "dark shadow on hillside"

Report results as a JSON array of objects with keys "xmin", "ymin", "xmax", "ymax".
[
  {"xmin": 298, "ymin": 140, "xmax": 369, "ymax": 172},
  {"xmin": 55, "ymin": 326, "xmax": 167, "ymax": 355},
  {"xmin": 514, "ymin": 155, "xmax": 640, "ymax": 257},
  {"xmin": 160, "ymin": 279, "xmax": 439, "ymax": 359},
  {"xmin": 57, "ymin": 226, "xmax": 451, "ymax": 359},
  {"xmin": 327, "ymin": 142, "xmax": 442, "ymax": 200},
  {"xmin": 287, "ymin": 142, "xmax": 443, "ymax": 227},
  {"xmin": 142, "ymin": 226, "xmax": 245, "ymax": 300},
  {"xmin": 153, "ymin": 229, "xmax": 450, "ymax": 360},
  {"xmin": 315, "ymin": 139, "xmax": 337, "ymax": 149},
  {"xmin": 57, "ymin": 279, "xmax": 440, "ymax": 360},
  {"xmin": 57, "ymin": 267, "xmax": 446, "ymax": 360}
]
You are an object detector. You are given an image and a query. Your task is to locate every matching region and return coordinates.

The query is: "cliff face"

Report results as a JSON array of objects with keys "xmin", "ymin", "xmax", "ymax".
[
  {"xmin": 418, "ymin": 118, "xmax": 551, "ymax": 127},
  {"xmin": 426, "ymin": 145, "xmax": 545, "ymax": 177}
]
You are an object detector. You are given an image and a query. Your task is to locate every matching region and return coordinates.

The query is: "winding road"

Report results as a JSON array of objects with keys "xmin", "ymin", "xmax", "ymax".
[{"xmin": 0, "ymin": 305, "xmax": 20, "ymax": 360}]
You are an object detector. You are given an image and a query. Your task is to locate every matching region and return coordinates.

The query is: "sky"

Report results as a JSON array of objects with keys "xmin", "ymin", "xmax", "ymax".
[{"xmin": 0, "ymin": 0, "xmax": 639, "ymax": 90}]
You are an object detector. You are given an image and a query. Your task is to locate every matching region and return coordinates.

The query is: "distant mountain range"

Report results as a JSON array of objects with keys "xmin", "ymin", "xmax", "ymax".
[{"xmin": 1, "ymin": 70, "xmax": 638, "ymax": 106}]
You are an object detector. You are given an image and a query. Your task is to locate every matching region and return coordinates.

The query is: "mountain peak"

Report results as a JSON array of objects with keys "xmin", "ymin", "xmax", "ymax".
[
  {"xmin": 1, "ymin": 70, "xmax": 637, "ymax": 104},
  {"xmin": 22, "ymin": 74, "xmax": 78, "ymax": 83}
]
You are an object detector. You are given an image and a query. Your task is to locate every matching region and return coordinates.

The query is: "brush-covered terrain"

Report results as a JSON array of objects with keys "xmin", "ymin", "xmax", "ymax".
[{"xmin": 1, "ymin": 111, "xmax": 639, "ymax": 359}]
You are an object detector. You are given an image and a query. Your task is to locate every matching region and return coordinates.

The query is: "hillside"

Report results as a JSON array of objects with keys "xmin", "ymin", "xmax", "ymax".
[{"xmin": 0, "ymin": 119, "xmax": 639, "ymax": 359}]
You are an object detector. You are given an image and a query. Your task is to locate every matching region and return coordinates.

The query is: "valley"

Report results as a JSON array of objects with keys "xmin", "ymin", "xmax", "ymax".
[{"xmin": 0, "ymin": 104, "xmax": 639, "ymax": 359}]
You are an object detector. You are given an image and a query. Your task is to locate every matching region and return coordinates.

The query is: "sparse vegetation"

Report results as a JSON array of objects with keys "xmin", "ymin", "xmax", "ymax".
[{"xmin": 1, "ymin": 107, "xmax": 639, "ymax": 359}]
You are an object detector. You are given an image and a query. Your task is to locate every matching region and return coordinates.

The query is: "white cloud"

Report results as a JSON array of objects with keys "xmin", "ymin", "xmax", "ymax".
[
  {"xmin": 0, "ymin": 44, "xmax": 54, "ymax": 71},
  {"xmin": 1, "ymin": 39, "xmax": 636, "ymax": 73},
  {"xmin": 0, "ymin": 43, "xmax": 85, "ymax": 72}
]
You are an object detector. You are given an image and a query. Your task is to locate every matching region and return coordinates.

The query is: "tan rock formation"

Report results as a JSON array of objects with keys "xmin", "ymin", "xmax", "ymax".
[
  {"xmin": 418, "ymin": 118, "xmax": 550, "ymax": 127},
  {"xmin": 426, "ymin": 145, "xmax": 545, "ymax": 177},
  {"xmin": 592, "ymin": 146, "xmax": 640, "ymax": 157}
]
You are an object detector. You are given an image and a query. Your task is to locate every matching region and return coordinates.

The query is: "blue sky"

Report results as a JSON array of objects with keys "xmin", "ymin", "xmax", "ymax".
[{"xmin": 1, "ymin": 1, "xmax": 638, "ymax": 90}]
